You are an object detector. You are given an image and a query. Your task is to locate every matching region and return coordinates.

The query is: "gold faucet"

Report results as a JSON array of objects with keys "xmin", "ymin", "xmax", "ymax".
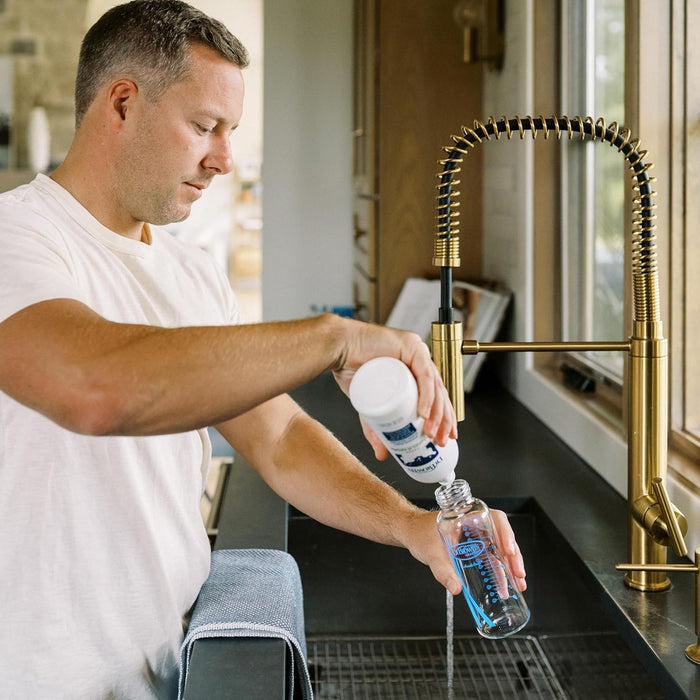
[{"xmin": 430, "ymin": 116, "xmax": 688, "ymax": 595}]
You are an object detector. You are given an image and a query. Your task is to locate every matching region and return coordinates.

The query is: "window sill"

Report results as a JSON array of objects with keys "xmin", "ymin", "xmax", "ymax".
[{"xmin": 502, "ymin": 356, "xmax": 700, "ymax": 554}]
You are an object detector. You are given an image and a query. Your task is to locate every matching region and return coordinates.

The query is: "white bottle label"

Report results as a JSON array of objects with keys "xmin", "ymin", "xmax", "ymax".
[{"xmin": 348, "ymin": 357, "xmax": 457, "ymax": 485}]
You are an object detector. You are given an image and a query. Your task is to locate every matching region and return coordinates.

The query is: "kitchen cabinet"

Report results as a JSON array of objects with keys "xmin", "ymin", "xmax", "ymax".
[{"xmin": 352, "ymin": 0, "xmax": 485, "ymax": 323}]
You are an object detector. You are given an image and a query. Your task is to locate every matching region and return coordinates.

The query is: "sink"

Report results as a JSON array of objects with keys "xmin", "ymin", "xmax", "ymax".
[
  {"xmin": 183, "ymin": 373, "xmax": 697, "ymax": 699},
  {"xmin": 288, "ymin": 497, "xmax": 667, "ymax": 699}
]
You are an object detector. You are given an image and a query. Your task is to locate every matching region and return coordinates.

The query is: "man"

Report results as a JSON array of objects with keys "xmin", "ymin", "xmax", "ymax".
[{"xmin": 0, "ymin": 1, "xmax": 525, "ymax": 697}]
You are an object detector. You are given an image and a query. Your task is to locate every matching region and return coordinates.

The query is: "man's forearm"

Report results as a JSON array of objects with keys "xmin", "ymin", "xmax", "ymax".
[
  {"xmin": 1, "ymin": 296, "xmax": 455, "ymax": 444},
  {"xmin": 0, "ymin": 300, "xmax": 347, "ymax": 436},
  {"xmin": 219, "ymin": 398, "xmax": 424, "ymax": 549}
]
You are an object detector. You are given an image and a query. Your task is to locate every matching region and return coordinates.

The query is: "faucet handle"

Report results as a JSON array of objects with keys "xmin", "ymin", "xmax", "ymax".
[{"xmin": 652, "ymin": 477, "xmax": 689, "ymax": 558}]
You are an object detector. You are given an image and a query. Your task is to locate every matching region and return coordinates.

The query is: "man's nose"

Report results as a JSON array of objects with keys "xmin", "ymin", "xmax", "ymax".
[{"xmin": 203, "ymin": 134, "xmax": 234, "ymax": 175}]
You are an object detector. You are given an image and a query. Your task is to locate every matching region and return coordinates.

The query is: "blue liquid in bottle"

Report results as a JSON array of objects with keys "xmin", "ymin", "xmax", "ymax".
[{"xmin": 435, "ymin": 479, "xmax": 530, "ymax": 639}]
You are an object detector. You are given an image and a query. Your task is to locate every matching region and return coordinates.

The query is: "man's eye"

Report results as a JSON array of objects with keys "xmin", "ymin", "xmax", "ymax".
[{"xmin": 196, "ymin": 124, "xmax": 213, "ymax": 134}]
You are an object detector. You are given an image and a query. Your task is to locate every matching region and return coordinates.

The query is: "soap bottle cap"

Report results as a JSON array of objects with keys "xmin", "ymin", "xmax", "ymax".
[{"xmin": 348, "ymin": 356, "xmax": 417, "ymax": 419}]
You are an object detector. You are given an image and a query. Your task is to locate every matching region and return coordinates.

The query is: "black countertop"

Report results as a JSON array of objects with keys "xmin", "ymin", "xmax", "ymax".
[{"xmin": 185, "ymin": 372, "xmax": 700, "ymax": 699}]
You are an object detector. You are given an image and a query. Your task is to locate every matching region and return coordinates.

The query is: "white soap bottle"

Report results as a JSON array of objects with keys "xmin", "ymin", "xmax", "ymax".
[{"xmin": 349, "ymin": 356, "xmax": 458, "ymax": 485}]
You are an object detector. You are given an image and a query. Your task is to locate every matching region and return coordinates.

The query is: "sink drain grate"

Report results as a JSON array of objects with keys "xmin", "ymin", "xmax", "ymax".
[
  {"xmin": 306, "ymin": 634, "xmax": 566, "ymax": 699},
  {"xmin": 538, "ymin": 632, "xmax": 666, "ymax": 699}
]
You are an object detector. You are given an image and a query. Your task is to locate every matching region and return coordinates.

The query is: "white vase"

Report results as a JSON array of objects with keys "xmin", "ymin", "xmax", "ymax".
[{"xmin": 27, "ymin": 106, "xmax": 50, "ymax": 172}]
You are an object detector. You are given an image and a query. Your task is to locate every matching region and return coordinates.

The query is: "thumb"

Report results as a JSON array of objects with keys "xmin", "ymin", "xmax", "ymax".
[
  {"xmin": 432, "ymin": 559, "xmax": 462, "ymax": 596},
  {"xmin": 359, "ymin": 417, "xmax": 390, "ymax": 460}
]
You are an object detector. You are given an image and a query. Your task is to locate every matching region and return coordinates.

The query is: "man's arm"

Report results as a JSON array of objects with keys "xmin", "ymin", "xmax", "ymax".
[
  {"xmin": 0, "ymin": 298, "xmax": 455, "ymax": 440},
  {"xmin": 215, "ymin": 395, "xmax": 527, "ymax": 595}
]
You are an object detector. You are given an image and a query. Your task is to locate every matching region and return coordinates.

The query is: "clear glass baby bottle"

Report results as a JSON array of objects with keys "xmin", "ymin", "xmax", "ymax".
[{"xmin": 435, "ymin": 479, "xmax": 530, "ymax": 639}]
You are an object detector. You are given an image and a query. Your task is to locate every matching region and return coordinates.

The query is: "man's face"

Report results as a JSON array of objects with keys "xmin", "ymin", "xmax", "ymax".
[{"xmin": 114, "ymin": 43, "xmax": 245, "ymax": 228}]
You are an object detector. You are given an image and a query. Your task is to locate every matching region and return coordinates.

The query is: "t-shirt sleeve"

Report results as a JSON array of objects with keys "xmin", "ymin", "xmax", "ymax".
[{"xmin": 0, "ymin": 208, "xmax": 86, "ymax": 323}]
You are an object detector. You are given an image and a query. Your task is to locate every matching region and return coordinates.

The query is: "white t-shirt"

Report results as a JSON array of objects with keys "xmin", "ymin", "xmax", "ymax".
[{"xmin": 0, "ymin": 174, "xmax": 241, "ymax": 698}]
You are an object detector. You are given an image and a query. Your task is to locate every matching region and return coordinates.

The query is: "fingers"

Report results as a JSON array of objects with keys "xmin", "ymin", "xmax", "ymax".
[
  {"xmin": 401, "ymin": 335, "xmax": 458, "ymax": 446},
  {"xmin": 331, "ymin": 319, "xmax": 457, "ymax": 450},
  {"xmin": 491, "ymin": 509, "xmax": 527, "ymax": 592},
  {"xmin": 424, "ymin": 375, "xmax": 458, "ymax": 446},
  {"xmin": 509, "ymin": 542, "xmax": 526, "ymax": 590}
]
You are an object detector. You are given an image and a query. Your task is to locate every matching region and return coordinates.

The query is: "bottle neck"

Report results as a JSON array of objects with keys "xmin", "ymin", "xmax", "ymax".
[{"xmin": 434, "ymin": 478, "xmax": 473, "ymax": 513}]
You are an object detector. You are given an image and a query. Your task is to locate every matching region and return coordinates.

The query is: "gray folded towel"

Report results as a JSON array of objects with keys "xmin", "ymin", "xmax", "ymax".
[{"xmin": 178, "ymin": 548, "xmax": 312, "ymax": 700}]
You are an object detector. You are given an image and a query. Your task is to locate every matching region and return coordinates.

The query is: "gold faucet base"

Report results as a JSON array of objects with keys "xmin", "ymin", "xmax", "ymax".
[
  {"xmin": 624, "ymin": 572, "xmax": 672, "ymax": 592},
  {"xmin": 685, "ymin": 641, "xmax": 700, "ymax": 664}
]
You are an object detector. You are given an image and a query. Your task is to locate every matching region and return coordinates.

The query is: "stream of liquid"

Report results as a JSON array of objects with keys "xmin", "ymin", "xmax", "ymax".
[{"xmin": 446, "ymin": 589, "xmax": 455, "ymax": 700}]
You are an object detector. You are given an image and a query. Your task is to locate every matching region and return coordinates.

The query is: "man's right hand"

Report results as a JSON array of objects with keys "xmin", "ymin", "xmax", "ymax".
[{"xmin": 329, "ymin": 316, "xmax": 458, "ymax": 451}]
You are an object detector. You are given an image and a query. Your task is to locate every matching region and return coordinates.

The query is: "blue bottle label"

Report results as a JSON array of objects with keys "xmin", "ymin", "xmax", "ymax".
[
  {"xmin": 451, "ymin": 540, "xmax": 486, "ymax": 561},
  {"xmin": 381, "ymin": 422, "xmax": 441, "ymax": 471},
  {"xmin": 449, "ymin": 540, "xmax": 487, "ymax": 568},
  {"xmin": 382, "ymin": 423, "xmax": 418, "ymax": 443}
]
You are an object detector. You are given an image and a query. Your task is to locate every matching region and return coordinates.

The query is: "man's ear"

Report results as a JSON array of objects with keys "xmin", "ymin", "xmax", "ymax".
[{"xmin": 107, "ymin": 79, "xmax": 139, "ymax": 127}]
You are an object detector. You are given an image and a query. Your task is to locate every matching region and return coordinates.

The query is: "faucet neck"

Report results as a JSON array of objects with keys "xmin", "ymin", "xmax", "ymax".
[{"xmin": 433, "ymin": 116, "xmax": 659, "ymax": 331}]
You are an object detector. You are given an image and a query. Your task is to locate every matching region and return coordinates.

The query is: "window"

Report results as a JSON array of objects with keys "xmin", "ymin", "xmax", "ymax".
[
  {"xmin": 484, "ymin": 0, "xmax": 699, "ymax": 507},
  {"xmin": 669, "ymin": 0, "xmax": 700, "ymax": 484},
  {"xmin": 560, "ymin": 0, "xmax": 625, "ymax": 383},
  {"xmin": 556, "ymin": 0, "xmax": 700, "ymax": 490}
]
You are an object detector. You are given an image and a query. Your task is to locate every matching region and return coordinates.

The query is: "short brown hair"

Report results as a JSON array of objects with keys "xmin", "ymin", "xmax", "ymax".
[{"xmin": 75, "ymin": 0, "xmax": 249, "ymax": 127}]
